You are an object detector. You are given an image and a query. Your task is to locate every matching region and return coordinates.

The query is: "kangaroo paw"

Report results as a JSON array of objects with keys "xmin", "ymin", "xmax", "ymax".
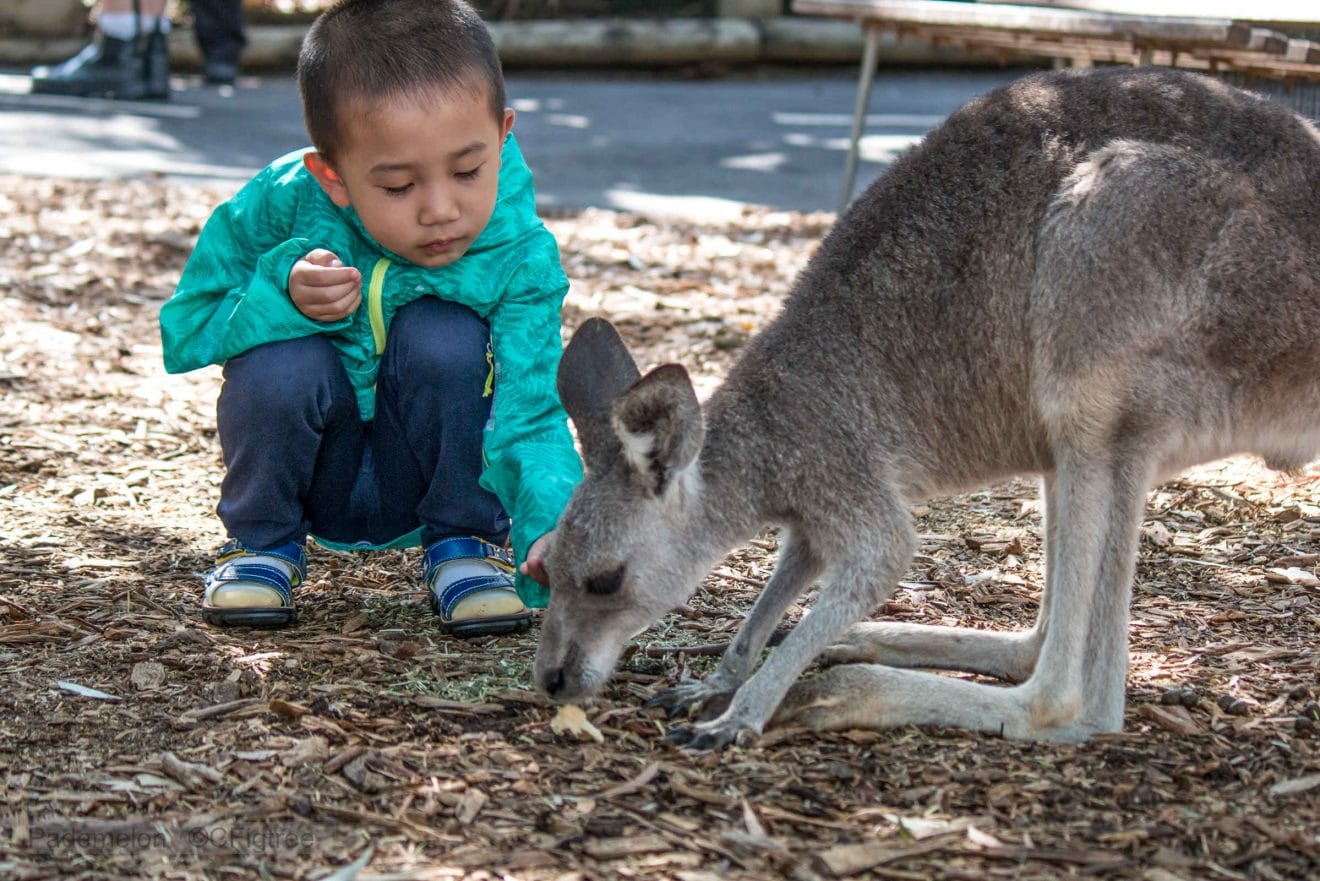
[
  {"xmin": 645, "ymin": 678, "xmax": 733, "ymax": 718},
  {"xmin": 663, "ymin": 724, "xmax": 696, "ymax": 746}
]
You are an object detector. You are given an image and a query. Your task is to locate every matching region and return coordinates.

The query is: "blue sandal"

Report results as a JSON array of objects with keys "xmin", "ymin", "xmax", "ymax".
[
  {"xmin": 424, "ymin": 537, "xmax": 531, "ymax": 638},
  {"xmin": 202, "ymin": 540, "xmax": 305, "ymax": 628}
]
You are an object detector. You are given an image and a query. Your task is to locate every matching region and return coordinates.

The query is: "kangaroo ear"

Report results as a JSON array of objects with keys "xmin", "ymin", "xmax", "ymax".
[
  {"xmin": 558, "ymin": 318, "xmax": 642, "ymax": 466},
  {"xmin": 612, "ymin": 364, "xmax": 703, "ymax": 496}
]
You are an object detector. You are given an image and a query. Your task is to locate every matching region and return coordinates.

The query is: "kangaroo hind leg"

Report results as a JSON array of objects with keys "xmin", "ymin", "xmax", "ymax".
[
  {"xmin": 819, "ymin": 474, "xmax": 1060, "ymax": 683},
  {"xmin": 776, "ymin": 453, "xmax": 1150, "ymax": 740}
]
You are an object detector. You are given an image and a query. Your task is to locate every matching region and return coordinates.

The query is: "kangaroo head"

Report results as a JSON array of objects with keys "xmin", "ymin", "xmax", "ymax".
[{"xmin": 535, "ymin": 318, "xmax": 710, "ymax": 703}]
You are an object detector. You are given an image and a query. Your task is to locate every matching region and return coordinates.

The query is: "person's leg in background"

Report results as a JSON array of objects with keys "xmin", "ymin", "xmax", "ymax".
[
  {"xmin": 190, "ymin": 0, "xmax": 247, "ymax": 85},
  {"xmin": 30, "ymin": 0, "xmax": 170, "ymax": 100}
]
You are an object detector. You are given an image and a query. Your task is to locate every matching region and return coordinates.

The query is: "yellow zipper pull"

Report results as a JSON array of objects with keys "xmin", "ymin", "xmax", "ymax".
[{"xmin": 368, "ymin": 257, "xmax": 391, "ymax": 356}]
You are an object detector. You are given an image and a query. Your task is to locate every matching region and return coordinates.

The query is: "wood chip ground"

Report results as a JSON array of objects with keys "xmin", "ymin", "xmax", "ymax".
[{"xmin": 0, "ymin": 176, "xmax": 1317, "ymax": 880}]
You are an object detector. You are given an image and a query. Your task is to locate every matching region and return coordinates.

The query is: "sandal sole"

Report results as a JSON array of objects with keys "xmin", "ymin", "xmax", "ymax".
[
  {"xmin": 428, "ymin": 592, "xmax": 531, "ymax": 638},
  {"xmin": 202, "ymin": 606, "xmax": 297, "ymax": 628},
  {"xmin": 441, "ymin": 615, "xmax": 533, "ymax": 638},
  {"xmin": 30, "ymin": 80, "xmax": 168, "ymax": 100}
]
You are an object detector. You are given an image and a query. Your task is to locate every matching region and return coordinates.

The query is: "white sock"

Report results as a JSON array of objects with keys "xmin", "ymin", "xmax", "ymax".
[
  {"xmin": 98, "ymin": 11, "xmax": 171, "ymax": 41},
  {"xmin": 434, "ymin": 558, "xmax": 504, "ymax": 584}
]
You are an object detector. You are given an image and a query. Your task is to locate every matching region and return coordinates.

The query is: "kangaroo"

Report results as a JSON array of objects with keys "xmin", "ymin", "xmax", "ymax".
[{"xmin": 535, "ymin": 66, "xmax": 1320, "ymax": 750}]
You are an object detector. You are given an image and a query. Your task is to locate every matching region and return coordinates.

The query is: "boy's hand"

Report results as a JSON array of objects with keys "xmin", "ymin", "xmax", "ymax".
[
  {"xmin": 289, "ymin": 249, "xmax": 362, "ymax": 321},
  {"xmin": 520, "ymin": 532, "xmax": 554, "ymax": 586}
]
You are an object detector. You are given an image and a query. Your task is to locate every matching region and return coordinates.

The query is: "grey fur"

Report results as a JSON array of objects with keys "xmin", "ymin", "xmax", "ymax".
[{"xmin": 536, "ymin": 67, "xmax": 1320, "ymax": 749}]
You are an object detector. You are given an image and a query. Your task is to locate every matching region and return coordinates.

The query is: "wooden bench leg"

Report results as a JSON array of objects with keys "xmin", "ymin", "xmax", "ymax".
[{"xmin": 839, "ymin": 23, "xmax": 883, "ymax": 214}]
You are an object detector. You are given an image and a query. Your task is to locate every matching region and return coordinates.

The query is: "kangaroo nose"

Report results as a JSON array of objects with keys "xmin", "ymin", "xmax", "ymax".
[{"xmin": 543, "ymin": 668, "xmax": 565, "ymax": 697}]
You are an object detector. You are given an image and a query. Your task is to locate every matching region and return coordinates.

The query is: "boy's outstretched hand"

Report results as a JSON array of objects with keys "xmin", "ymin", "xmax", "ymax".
[
  {"xmin": 520, "ymin": 532, "xmax": 553, "ymax": 586},
  {"xmin": 289, "ymin": 249, "xmax": 362, "ymax": 321}
]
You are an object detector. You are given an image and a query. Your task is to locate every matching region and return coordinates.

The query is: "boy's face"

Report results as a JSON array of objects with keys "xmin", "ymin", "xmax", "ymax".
[{"xmin": 305, "ymin": 85, "xmax": 515, "ymax": 268}]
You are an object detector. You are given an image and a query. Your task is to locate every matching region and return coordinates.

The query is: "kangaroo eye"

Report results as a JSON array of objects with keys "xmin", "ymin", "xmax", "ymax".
[{"xmin": 585, "ymin": 565, "xmax": 626, "ymax": 596}]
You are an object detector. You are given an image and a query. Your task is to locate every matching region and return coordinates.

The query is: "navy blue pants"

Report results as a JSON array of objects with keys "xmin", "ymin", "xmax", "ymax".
[
  {"xmin": 190, "ymin": 0, "xmax": 246, "ymax": 67},
  {"xmin": 215, "ymin": 298, "xmax": 510, "ymax": 552}
]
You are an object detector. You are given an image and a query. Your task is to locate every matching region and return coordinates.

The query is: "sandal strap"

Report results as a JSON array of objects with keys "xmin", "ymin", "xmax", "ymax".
[
  {"xmin": 206, "ymin": 540, "xmax": 305, "ymax": 606},
  {"xmin": 422, "ymin": 537, "xmax": 517, "ymax": 620},
  {"xmin": 209, "ymin": 563, "xmax": 294, "ymax": 596},
  {"xmin": 215, "ymin": 539, "xmax": 306, "ymax": 575},
  {"xmin": 421, "ymin": 536, "xmax": 513, "ymax": 575},
  {"xmin": 433, "ymin": 573, "xmax": 518, "ymax": 619}
]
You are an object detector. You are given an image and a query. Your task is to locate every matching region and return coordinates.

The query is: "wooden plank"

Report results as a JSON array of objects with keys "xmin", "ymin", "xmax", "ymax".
[
  {"xmin": 988, "ymin": 32, "xmax": 1319, "ymax": 78},
  {"xmin": 979, "ymin": 0, "xmax": 1320, "ymax": 25},
  {"xmin": 1191, "ymin": 49, "xmax": 1320, "ymax": 79},
  {"xmin": 792, "ymin": 0, "xmax": 1320, "ymax": 79},
  {"xmin": 1284, "ymin": 38, "xmax": 1320, "ymax": 64},
  {"xmin": 793, "ymin": 0, "xmax": 1252, "ymax": 46},
  {"xmin": 903, "ymin": 26, "xmax": 1133, "ymax": 55},
  {"xmin": 900, "ymin": 27, "xmax": 1180, "ymax": 66},
  {"xmin": 863, "ymin": 20, "xmax": 1320, "ymax": 80},
  {"xmin": 1245, "ymin": 28, "xmax": 1289, "ymax": 54}
]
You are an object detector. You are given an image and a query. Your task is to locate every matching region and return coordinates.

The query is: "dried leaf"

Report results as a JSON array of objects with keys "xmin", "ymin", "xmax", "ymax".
[
  {"xmin": 741, "ymin": 797, "xmax": 767, "ymax": 837},
  {"xmin": 10, "ymin": 811, "xmax": 29, "ymax": 848},
  {"xmin": 455, "ymin": 788, "xmax": 488, "ymax": 824},
  {"xmin": 315, "ymin": 847, "xmax": 373, "ymax": 881},
  {"xmin": 160, "ymin": 751, "xmax": 222, "ymax": 790},
  {"xmin": 1268, "ymin": 773, "xmax": 1320, "ymax": 797},
  {"xmin": 1138, "ymin": 703, "xmax": 1203, "ymax": 736},
  {"xmin": 340, "ymin": 754, "xmax": 387, "ymax": 794},
  {"xmin": 1264, "ymin": 567, "xmax": 1319, "ymax": 587},
  {"xmin": 282, "ymin": 736, "xmax": 330, "ymax": 768},
  {"xmin": 412, "ymin": 695, "xmax": 503, "ymax": 714},
  {"xmin": 582, "ymin": 833, "xmax": 671, "ymax": 860},
  {"xmin": 1142, "ymin": 522, "xmax": 1173, "ymax": 547},
  {"xmin": 888, "ymin": 814, "xmax": 988, "ymax": 839},
  {"xmin": 130, "ymin": 661, "xmax": 166, "ymax": 691},
  {"xmin": 815, "ymin": 834, "xmax": 958, "ymax": 876},
  {"xmin": 549, "ymin": 703, "xmax": 604, "ymax": 743},
  {"xmin": 595, "ymin": 761, "xmax": 661, "ymax": 799},
  {"xmin": 967, "ymin": 825, "xmax": 1009, "ymax": 850},
  {"xmin": 268, "ymin": 698, "xmax": 312, "ymax": 718},
  {"xmin": 56, "ymin": 680, "xmax": 120, "ymax": 701}
]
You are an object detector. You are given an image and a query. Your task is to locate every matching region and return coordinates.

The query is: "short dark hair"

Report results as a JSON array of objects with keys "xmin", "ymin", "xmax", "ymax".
[{"xmin": 297, "ymin": 0, "xmax": 506, "ymax": 162}]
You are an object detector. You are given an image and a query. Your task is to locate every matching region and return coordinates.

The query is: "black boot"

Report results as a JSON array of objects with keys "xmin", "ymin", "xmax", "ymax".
[
  {"xmin": 142, "ymin": 26, "xmax": 171, "ymax": 98},
  {"xmin": 30, "ymin": 29, "xmax": 169, "ymax": 101}
]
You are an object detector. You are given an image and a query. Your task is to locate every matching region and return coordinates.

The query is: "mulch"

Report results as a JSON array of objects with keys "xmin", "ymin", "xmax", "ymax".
[{"xmin": 0, "ymin": 175, "xmax": 1317, "ymax": 881}]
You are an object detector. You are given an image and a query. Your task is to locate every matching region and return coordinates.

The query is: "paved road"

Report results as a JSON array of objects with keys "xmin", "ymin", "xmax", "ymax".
[{"xmin": 0, "ymin": 67, "xmax": 1026, "ymax": 216}]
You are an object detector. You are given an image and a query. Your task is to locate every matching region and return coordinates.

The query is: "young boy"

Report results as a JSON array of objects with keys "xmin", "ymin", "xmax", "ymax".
[{"xmin": 159, "ymin": 0, "xmax": 580, "ymax": 637}]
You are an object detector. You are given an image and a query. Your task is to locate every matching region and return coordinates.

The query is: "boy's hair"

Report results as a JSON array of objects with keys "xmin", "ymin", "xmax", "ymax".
[{"xmin": 297, "ymin": 0, "xmax": 506, "ymax": 163}]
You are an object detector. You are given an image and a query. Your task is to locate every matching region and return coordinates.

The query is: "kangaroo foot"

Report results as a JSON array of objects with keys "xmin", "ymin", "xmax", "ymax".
[
  {"xmin": 772, "ymin": 664, "xmax": 1115, "ymax": 741},
  {"xmin": 772, "ymin": 666, "xmax": 877, "ymax": 731},
  {"xmin": 818, "ymin": 622, "xmax": 889, "ymax": 666},
  {"xmin": 664, "ymin": 719, "xmax": 759, "ymax": 752}
]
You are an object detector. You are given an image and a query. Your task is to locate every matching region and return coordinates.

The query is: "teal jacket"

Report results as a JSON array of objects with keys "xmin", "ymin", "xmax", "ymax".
[{"xmin": 159, "ymin": 134, "xmax": 581, "ymax": 606}]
